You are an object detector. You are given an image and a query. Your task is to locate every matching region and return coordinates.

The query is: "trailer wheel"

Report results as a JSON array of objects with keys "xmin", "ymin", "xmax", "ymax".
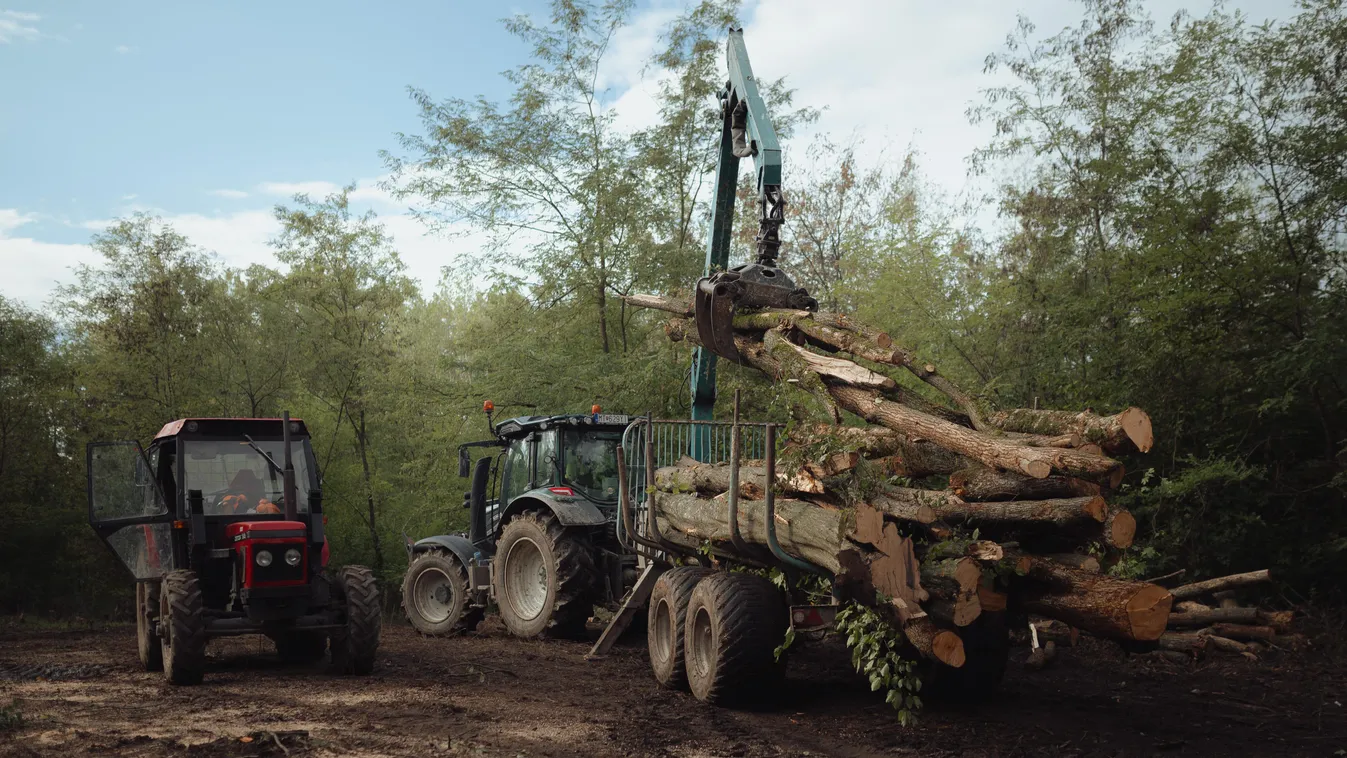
[
  {"xmin": 136, "ymin": 580, "xmax": 163, "ymax": 672},
  {"xmin": 647, "ymin": 567, "xmax": 714, "ymax": 690},
  {"xmin": 684, "ymin": 572, "xmax": 788, "ymax": 705},
  {"xmin": 330, "ymin": 565, "xmax": 381, "ymax": 675},
  {"xmin": 926, "ymin": 610, "xmax": 1009, "ymax": 701},
  {"xmin": 494, "ymin": 511, "xmax": 596, "ymax": 638},
  {"xmin": 401, "ymin": 549, "xmax": 483, "ymax": 635},
  {"xmin": 275, "ymin": 631, "xmax": 328, "ymax": 664},
  {"xmin": 159, "ymin": 570, "xmax": 206, "ymax": 685}
]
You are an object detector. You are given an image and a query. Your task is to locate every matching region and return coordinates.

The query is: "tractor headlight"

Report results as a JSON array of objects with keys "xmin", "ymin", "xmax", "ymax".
[
  {"xmin": 284, "ymin": 548, "xmax": 302, "ymax": 567},
  {"xmin": 255, "ymin": 549, "xmax": 273, "ymax": 567}
]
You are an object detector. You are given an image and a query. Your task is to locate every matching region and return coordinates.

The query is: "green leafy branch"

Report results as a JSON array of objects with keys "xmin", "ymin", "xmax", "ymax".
[{"xmin": 835, "ymin": 602, "xmax": 923, "ymax": 726}]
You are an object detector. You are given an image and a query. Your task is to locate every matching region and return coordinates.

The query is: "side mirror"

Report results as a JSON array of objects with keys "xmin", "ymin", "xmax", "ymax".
[
  {"xmin": 462, "ymin": 490, "xmax": 471, "ymax": 509},
  {"xmin": 457, "ymin": 447, "xmax": 471, "ymax": 479}
]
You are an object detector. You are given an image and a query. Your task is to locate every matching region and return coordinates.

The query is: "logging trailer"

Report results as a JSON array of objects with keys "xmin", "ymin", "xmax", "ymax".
[{"xmin": 86, "ymin": 414, "xmax": 382, "ymax": 685}]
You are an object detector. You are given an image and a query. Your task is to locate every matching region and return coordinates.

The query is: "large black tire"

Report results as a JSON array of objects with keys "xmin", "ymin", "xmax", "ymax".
[
  {"xmin": 924, "ymin": 610, "xmax": 1009, "ymax": 702},
  {"xmin": 330, "ymin": 565, "xmax": 381, "ymax": 675},
  {"xmin": 136, "ymin": 581, "xmax": 163, "ymax": 672},
  {"xmin": 275, "ymin": 631, "xmax": 328, "ymax": 664},
  {"xmin": 647, "ymin": 567, "xmax": 714, "ymax": 690},
  {"xmin": 684, "ymin": 572, "xmax": 788, "ymax": 705},
  {"xmin": 493, "ymin": 511, "xmax": 596, "ymax": 639},
  {"xmin": 159, "ymin": 570, "xmax": 206, "ymax": 686},
  {"xmin": 401, "ymin": 549, "xmax": 484, "ymax": 636}
]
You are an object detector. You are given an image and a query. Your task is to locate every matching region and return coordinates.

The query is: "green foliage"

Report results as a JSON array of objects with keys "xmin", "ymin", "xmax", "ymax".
[{"xmin": 835, "ymin": 602, "xmax": 922, "ymax": 726}]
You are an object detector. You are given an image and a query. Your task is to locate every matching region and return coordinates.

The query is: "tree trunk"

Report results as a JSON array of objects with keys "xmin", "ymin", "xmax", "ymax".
[
  {"xmin": 1166, "ymin": 607, "xmax": 1261, "ymax": 627},
  {"xmin": 356, "ymin": 409, "xmax": 383, "ymax": 577},
  {"xmin": 1170, "ymin": 570, "xmax": 1271, "ymax": 601},
  {"xmin": 1157, "ymin": 631, "xmax": 1208, "ymax": 654},
  {"xmin": 1017, "ymin": 555, "xmax": 1172, "ymax": 641},
  {"xmin": 1206, "ymin": 623, "xmax": 1275, "ymax": 643},
  {"xmin": 930, "ymin": 494, "xmax": 1107, "ymax": 529},
  {"xmin": 652, "ymin": 491, "xmax": 845, "ymax": 574},
  {"xmin": 920, "ymin": 557, "xmax": 984, "ymax": 626},
  {"xmin": 949, "ymin": 466, "xmax": 1101, "ymax": 501},
  {"xmin": 1043, "ymin": 553, "xmax": 1101, "ymax": 573},
  {"xmin": 987, "ymin": 407, "xmax": 1154, "ymax": 454}
]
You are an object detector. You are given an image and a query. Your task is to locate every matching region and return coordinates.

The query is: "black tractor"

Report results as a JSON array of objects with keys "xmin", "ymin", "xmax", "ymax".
[
  {"xmin": 87, "ymin": 414, "xmax": 381, "ymax": 685},
  {"xmin": 402, "ymin": 403, "xmax": 634, "ymax": 638}
]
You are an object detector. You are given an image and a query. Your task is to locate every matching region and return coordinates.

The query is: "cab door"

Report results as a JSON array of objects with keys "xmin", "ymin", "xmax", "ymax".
[{"xmin": 87, "ymin": 441, "xmax": 173, "ymax": 580}]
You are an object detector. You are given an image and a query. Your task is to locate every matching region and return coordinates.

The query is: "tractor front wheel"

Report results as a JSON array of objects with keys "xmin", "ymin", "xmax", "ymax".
[
  {"xmin": 330, "ymin": 565, "xmax": 381, "ymax": 675},
  {"xmin": 401, "ymin": 549, "xmax": 483, "ymax": 636},
  {"xmin": 493, "ymin": 511, "xmax": 596, "ymax": 639},
  {"xmin": 159, "ymin": 570, "xmax": 206, "ymax": 685},
  {"xmin": 136, "ymin": 580, "xmax": 163, "ymax": 672}
]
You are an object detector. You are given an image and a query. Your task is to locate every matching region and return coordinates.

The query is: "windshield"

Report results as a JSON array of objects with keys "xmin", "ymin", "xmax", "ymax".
[
  {"xmin": 562, "ymin": 430, "xmax": 620, "ymax": 502},
  {"xmin": 183, "ymin": 440, "xmax": 312, "ymax": 516}
]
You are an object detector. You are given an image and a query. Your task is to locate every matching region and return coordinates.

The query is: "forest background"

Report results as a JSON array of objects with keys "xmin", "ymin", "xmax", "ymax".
[{"xmin": 2, "ymin": 0, "xmax": 1343, "ymax": 616}]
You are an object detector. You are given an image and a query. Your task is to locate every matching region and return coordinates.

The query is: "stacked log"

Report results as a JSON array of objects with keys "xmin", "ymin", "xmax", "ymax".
[
  {"xmin": 628, "ymin": 293, "xmax": 1177, "ymax": 667},
  {"xmin": 1154, "ymin": 569, "xmax": 1290, "ymax": 659}
]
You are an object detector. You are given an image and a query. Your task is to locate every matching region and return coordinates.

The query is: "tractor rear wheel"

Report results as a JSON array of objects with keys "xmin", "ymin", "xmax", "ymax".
[
  {"xmin": 494, "ymin": 511, "xmax": 596, "ymax": 638},
  {"xmin": 647, "ymin": 567, "xmax": 714, "ymax": 690},
  {"xmin": 684, "ymin": 572, "xmax": 788, "ymax": 705},
  {"xmin": 401, "ymin": 549, "xmax": 483, "ymax": 636},
  {"xmin": 275, "ymin": 631, "xmax": 328, "ymax": 664},
  {"xmin": 159, "ymin": 570, "xmax": 206, "ymax": 685},
  {"xmin": 136, "ymin": 580, "xmax": 163, "ymax": 672},
  {"xmin": 330, "ymin": 565, "xmax": 381, "ymax": 675}
]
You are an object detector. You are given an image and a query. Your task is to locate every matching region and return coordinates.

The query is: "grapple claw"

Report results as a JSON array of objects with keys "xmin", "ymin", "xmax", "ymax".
[{"xmin": 693, "ymin": 264, "xmax": 818, "ymax": 362}]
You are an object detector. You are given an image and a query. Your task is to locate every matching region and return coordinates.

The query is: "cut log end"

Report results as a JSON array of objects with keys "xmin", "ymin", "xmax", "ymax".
[
  {"xmin": 1108, "ymin": 510, "xmax": 1137, "ymax": 549},
  {"xmin": 1127, "ymin": 585, "xmax": 1174, "ymax": 641},
  {"xmin": 933, "ymin": 631, "xmax": 966, "ymax": 668},
  {"xmin": 1022, "ymin": 460, "xmax": 1052, "ymax": 479},
  {"xmin": 1121, "ymin": 407, "xmax": 1154, "ymax": 453}
]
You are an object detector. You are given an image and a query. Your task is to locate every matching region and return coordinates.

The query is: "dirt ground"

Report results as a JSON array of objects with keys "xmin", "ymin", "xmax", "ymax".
[{"xmin": 0, "ymin": 616, "xmax": 1343, "ymax": 758}]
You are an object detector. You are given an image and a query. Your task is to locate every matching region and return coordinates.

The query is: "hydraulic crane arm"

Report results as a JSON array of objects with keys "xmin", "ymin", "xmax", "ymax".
[{"xmin": 690, "ymin": 29, "xmax": 816, "ymax": 443}]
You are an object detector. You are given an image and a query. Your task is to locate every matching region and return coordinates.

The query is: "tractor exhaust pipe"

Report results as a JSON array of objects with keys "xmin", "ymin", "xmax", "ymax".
[{"xmin": 282, "ymin": 411, "xmax": 298, "ymax": 522}]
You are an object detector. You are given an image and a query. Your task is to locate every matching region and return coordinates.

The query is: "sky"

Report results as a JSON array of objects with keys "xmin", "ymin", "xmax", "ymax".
[{"xmin": 0, "ymin": 0, "xmax": 1297, "ymax": 310}]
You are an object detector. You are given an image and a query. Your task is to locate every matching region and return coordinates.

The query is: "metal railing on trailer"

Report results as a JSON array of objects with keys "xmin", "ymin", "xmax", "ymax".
[{"xmin": 615, "ymin": 416, "xmax": 770, "ymax": 555}]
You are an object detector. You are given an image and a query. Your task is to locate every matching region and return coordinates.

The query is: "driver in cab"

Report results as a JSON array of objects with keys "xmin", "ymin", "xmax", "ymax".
[{"xmin": 220, "ymin": 470, "xmax": 282, "ymax": 515}]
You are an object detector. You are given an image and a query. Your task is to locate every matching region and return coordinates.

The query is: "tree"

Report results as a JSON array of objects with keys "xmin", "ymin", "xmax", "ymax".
[{"xmin": 272, "ymin": 189, "xmax": 417, "ymax": 577}]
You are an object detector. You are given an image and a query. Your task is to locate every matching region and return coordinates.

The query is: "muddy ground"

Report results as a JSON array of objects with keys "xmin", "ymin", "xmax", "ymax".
[{"xmin": 0, "ymin": 616, "xmax": 1343, "ymax": 757}]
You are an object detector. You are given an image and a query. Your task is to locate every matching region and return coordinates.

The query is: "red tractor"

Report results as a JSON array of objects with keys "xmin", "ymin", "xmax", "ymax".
[{"xmin": 87, "ymin": 414, "xmax": 381, "ymax": 685}]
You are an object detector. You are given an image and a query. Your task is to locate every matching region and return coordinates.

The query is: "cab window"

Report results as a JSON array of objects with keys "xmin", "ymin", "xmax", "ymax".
[{"xmin": 499, "ymin": 439, "xmax": 530, "ymax": 505}]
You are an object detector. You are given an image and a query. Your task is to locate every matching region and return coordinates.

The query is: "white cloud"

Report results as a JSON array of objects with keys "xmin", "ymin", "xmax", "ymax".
[
  {"xmin": 121, "ymin": 193, "xmax": 138, "ymax": 201},
  {"xmin": 0, "ymin": 209, "xmax": 91, "ymax": 309},
  {"xmin": 209, "ymin": 188, "xmax": 249, "ymax": 199},
  {"xmin": 113, "ymin": 44, "xmax": 136, "ymax": 54},
  {"xmin": 258, "ymin": 177, "xmax": 399, "ymax": 208},
  {"xmin": 0, "ymin": 9, "xmax": 40, "ymax": 43}
]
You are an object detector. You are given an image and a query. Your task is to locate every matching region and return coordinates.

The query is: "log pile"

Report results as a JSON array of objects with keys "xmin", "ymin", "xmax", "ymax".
[{"xmin": 627, "ymin": 294, "xmax": 1181, "ymax": 668}]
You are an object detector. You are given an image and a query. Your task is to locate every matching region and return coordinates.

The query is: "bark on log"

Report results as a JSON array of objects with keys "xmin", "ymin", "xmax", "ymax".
[
  {"xmin": 949, "ymin": 466, "xmax": 1101, "ymax": 502},
  {"xmin": 1166, "ymin": 607, "xmax": 1261, "ymax": 627},
  {"xmin": 1174, "ymin": 601, "xmax": 1212, "ymax": 614},
  {"xmin": 1017, "ymin": 555, "xmax": 1172, "ymax": 641},
  {"xmin": 988, "ymin": 407, "xmax": 1154, "ymax": 454},
  {"xmin": 655, "ymin": 459, "xmax": 767, "ymax": 499},
  {"xmin": 1170, "ymin": 570, "xmax": 1271, "ymax": 601},
  {"xmin": 1198, "ymin": 633, "xmax": 1258, "ymax": 656},
  {"xmin": 1257, "ymin": 610, "xmax": 1293, "ymax": 634},
  {"xmin": 920, "ymin": 557, "xmax": 984, "ymax": 626},
  {"xmin": 1207, "ymin": 623, "xmax": 1276, "ymax": 643},
  {"xmin": 652, "ymin": 491, "xmax": 846, "ymax": 574},
  {"xmin": 1157, "ymin": 631, "xmax": 1209, "ymax": 654},
  {"xmin": 828, "ymin": 384, "xmax": 1125, "ymax": 483},
  {"xmin": 929, "ymin": 495, "xmax": 1108, "ymax": 529},
  {"xmin": 1043, "ymin": 553, "xmax": 1102, "ymax": 573},
  {"xmin": 884, "ymin": 598, "xmax": 965, "ymax": 668}
]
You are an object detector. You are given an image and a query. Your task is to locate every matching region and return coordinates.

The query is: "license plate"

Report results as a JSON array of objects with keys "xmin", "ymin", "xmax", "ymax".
[{"xmin": 595, "ymin": 414, "xmax": 629, "ymax": 426}]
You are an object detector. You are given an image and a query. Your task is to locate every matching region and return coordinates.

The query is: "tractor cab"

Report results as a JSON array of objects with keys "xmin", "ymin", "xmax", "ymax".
[
  {"xmin": 86, "ymin": 414, "xmax": 380, "ymax": 685},
  {"xmin": 456, "ymin": 407, "xmax": 631, "ymax": 550}
]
